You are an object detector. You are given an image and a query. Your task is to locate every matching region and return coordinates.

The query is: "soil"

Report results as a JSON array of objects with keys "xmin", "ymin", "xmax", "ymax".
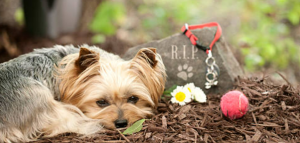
[{"xmin": 30, "ymin": 75, "xmax": 300, "ymax": 143}]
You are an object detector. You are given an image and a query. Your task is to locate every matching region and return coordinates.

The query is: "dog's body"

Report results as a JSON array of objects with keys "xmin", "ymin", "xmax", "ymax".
[{"xmin": 0, "ymin": 45, "xmax": 166, "ymax": 142}]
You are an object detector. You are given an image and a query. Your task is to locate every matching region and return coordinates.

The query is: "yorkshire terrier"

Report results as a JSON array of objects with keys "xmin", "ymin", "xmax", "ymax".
[{"xmin": 0, "ymin": 45, "xmax": 166, "ymax": 142}]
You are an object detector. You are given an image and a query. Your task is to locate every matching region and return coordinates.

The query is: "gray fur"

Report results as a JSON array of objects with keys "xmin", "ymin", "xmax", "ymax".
[
  {"xmin": 0, "ymin": 45, "xmax": 76, "ymax": 131},
  {"xmin": 0, "ymin": 45, "xmax": 78, "ymax": 97}
]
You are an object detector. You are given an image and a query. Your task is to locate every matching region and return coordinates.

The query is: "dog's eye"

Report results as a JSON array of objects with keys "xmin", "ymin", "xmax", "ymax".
[
  {"xmin": 127, "ymin": 96, "xmax": 139, "ymax": 104},
  {"xmin": 96, "ymin": 99, "xmax": 109, "ymax": 107}
]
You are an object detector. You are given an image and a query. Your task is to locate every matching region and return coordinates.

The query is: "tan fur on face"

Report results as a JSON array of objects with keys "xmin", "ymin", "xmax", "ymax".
[
  {"xmin": 130, "ymin": 48, "xmax": 166, "ymax": 106},
  {"xmin": 57, "ymin": 47, "xmax": 166, "ymax": 129}
]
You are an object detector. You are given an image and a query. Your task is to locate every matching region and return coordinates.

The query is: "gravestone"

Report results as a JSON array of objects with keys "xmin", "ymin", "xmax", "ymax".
[{"xmin": 122, "ymin": 28, "xmax": 244, "ymax": 95}]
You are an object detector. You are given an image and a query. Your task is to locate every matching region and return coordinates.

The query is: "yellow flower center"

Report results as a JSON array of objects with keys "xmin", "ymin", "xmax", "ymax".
[
  {"xmin": 187, "ymin": 87, "xmax": 191, "ymax": 92},
  {"xmin": 175, "ymin": 92, "xmax": 186, "ymax": 102}
]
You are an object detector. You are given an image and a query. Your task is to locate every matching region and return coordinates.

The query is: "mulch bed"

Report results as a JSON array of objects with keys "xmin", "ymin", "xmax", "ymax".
[{"xmin": 30, "ymin": 75, "xmax": 300, "ymax": 143}]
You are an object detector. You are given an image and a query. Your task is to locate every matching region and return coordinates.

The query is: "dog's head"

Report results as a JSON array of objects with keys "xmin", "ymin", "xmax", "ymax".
[{"xmin": 58, "ymin": 47, "xmax": 166, "ymax": 129}]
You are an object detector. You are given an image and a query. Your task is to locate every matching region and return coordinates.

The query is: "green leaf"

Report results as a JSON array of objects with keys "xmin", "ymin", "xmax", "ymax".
[
  {"xmin": 276, "ymin": 0, "xmax": 287, "ymax": 6},
  {"xmin": 14, "ymin": 8, "xmax": 24, "ymax": 26},
  {"xmin": 123, "ymin": 119, "xmax": 145, "ymax": 135},
  {"xmin": 91, "ymin": 34, "xmax": 105, "ymax": 44},
  {"xmin": 89, "ymin": 1, "xmax": 126, "ymax": 35},
  {"xmin": 259, "ymin": 44, "xmax": 276, "ymax": 61},
  {"xmin": 163, "ymin": 85, "xmax": 177, "ymax": 96},
  {"xmin": 245, "ymin": 54, "xmax": 264, "ymax": 71},
  {"xmin": 288, "ymin": 11, "xmax": 300, "ymax": 25}
]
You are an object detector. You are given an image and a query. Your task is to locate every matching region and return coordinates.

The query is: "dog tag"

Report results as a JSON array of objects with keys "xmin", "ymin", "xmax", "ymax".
[{"xmin": 205, "ymin": 55, "xmax": 220, "ymax": 89}]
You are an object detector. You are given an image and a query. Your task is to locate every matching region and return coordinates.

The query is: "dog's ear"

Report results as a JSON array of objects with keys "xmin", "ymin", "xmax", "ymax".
[
  {"xmin": 134, "ymin": 48, "xmax": 158, "ymax": 68},
  {"xmin": 131, "ymin": 48, "xmax": 166, "ymax": 107},
  {"xmin": 75, "ymin": 47, "xmax": 100, "ymax": 73}
]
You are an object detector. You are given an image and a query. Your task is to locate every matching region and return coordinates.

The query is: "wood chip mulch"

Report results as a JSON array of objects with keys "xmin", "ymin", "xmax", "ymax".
[{"xmin": 31, "ymin": 75, "xmax": 300, "ymax": 143}]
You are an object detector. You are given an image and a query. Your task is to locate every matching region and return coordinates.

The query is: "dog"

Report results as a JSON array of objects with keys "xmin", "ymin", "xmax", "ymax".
[{"xmin": 0, "ymin": 45, "xmax": 166, "ymax": 142}]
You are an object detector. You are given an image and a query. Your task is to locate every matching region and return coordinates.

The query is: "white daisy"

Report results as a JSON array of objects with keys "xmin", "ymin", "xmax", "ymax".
[
  {"xmin": 171, "ymin": 86, "xmax": 192, "ymax": 106},
  {"xmin": 192, "ymin": 87, "xmax": 207, "ymax": 103},
  {"xmin": 184, "ymin": 83, "xmax": 196, "ymax": 95}
]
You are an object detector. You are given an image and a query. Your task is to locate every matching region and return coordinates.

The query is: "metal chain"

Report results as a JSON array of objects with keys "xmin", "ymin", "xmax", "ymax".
[{"xmin": 205, "ymin": 50, "xmax": 219, "ymax": 89}]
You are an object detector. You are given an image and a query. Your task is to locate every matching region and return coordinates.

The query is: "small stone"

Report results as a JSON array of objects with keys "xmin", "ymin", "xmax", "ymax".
[
  {"xmin": 281, "ymin": 101, "xmax": 286, "ymax": 111},
  {"xmin": 145, "ymin": 132, "xmax": 152, "ymax": 139},
  {"xmin": 178, "ymin": 114, "xmax": 187, "ymax": 120}
]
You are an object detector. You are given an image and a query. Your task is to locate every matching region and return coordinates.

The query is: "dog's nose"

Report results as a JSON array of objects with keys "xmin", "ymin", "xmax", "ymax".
[{"xmin": 114, "ymin": 119, "xmax": 128, "ymax": 128}]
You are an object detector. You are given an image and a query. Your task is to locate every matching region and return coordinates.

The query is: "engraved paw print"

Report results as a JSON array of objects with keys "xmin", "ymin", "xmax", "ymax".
[{"xmin": 177, "ymin": 64, "xmax": 193, "ymax": 81}]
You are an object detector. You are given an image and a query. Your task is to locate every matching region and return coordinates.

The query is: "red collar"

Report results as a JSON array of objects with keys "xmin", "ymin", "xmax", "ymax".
[{"xmin": 181, "ymin": 22, "xmax": 222, "ymax": 54}]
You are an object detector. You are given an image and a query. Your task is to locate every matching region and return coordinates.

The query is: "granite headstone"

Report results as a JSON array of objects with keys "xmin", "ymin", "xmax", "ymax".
[{"xmin": 123, "ymin": 28, "xmax": 244, "ymax": 95}]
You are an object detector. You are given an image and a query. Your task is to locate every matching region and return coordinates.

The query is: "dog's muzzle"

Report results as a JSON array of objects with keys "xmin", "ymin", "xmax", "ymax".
[{"xmin": 114, "ymin": 119, "xmax": 128, "ymax": 128}]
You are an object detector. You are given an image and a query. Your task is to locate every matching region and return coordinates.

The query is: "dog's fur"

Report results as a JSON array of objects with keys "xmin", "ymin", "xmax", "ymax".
[{"xmin": 0, "ymin": 45, "xmax": 166, "ymax": 142}]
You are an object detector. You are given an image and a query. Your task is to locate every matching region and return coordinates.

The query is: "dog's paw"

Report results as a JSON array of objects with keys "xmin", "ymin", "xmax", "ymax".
[{"xmin": 177, "ymin": 64, "xmax": 193, "ymax": 81}]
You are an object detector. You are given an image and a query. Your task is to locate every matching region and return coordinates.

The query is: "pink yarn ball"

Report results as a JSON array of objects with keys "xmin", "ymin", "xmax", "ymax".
[{"xmin": 220, "ymin": 90, "xmax": 249, "ymax": 120}]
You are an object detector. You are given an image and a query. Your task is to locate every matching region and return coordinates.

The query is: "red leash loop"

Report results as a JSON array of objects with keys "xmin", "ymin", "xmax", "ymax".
[{"xmin": 181, "ymin": 22, "xmax": 222, "ymax": 54}]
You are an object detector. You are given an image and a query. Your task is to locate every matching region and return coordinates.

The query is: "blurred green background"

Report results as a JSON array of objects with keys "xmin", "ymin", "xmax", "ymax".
[
  {"xmin": 89, "ymin": 0, "xmax": 300, "ymax": 71},
  {"xmin": 1, "ymin": 0, "xmax": 300, "ymax": 84}
]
